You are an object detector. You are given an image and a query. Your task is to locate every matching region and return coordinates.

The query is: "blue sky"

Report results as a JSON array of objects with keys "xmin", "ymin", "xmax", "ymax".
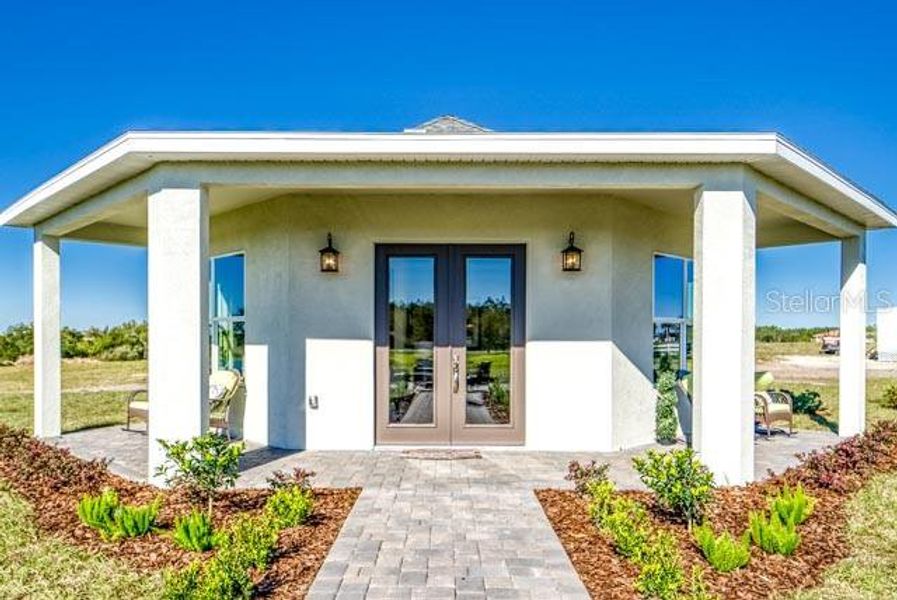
[{"xmin": 1, "ymin": 0, "xmax": 896, "ymax": 329}]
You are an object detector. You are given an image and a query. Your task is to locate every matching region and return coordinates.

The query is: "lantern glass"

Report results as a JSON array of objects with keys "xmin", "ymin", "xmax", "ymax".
[
  {"xmin": 561, "ymin": 232, "xmax": 582, "ymax": 272},
  {"xmin": 319, "ymin": 233, "xmax": 340, "ymax": 273}
]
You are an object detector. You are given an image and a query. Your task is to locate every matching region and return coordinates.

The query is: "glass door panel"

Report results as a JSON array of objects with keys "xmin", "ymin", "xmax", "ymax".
[
  {"xmin": 464, "ymin": 257, "xmax": 512, "ymax": 425},
  {"xmin": 388, "ymin": 257, "xmax": 436, "ymax": 425}
]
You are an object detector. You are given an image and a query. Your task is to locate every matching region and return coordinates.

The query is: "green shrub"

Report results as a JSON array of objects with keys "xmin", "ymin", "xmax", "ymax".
[
  {"xmin": 770, "ymin": 483, "xmax": 815, "ymax": 526},
  {"xmin": 155, "ymin": 433, "xmax": 244, "ymax": 517},
  {"xmin": 692, "ymin": 522, "xmax": 750, "ymax": 572},
  {"xmin": 217, "ymin": 514, "xmax": 279, "ymax": 572},
  {"xmin": 162, "ymin": 514, "xmax": 278, "ymax": 600},
  {"xmin": 265, "ymin": 486, "xmax": 314, "ymax": 530},
  {"xmin": 632, "ymin": 448, "xmax": 714, "ymax": 528},
  {"xmin": 655, "ymin": 371, "xmax": 679, "ymax": 444},
  {"xmin": 635, "ymin": 530, "xmax": 684, "ymax": 600},
  {"xmin": 586, "ymin": 479, "xmax": 616, "ymax": 526},
  {"xmin": 77, "ymin": 488, "xmax": 119, "ymax": 538},
  {"xmin": 162, "ymin": 561, "xmax": 202, "ymax": 600},
  {"xmin": 686, "ymin": 566, "xmax": 719, "ymax": 600},
  {"xmin": 785, "ymin": 389, "xmax": 824, "ymax": 415},
  {"xmin": 565, "ymin": 460, "xmax": 610, "ymax": 496},
  {"xmin": 601, "ymin": 497, "xmax": 651, "ymax": 561},
  {"xmin": 880, "ymin": 385, "xmax": 897, "ymax": 410},
  {"xmin": 172, "ymin": 510, "xmax": 220, "ymax": 552},
  {"xmin": 110, "ymin": 498, "xmax": 160, "ymax": 539},
  {"xmin": 748, "ymin": 510, "xmax": 800, "ymax": 555}
]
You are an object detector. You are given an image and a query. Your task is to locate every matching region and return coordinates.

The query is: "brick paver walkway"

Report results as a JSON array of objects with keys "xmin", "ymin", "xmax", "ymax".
[{"xmin": 57, "ymin": 427, "xmax": 839, "ymax": 599}]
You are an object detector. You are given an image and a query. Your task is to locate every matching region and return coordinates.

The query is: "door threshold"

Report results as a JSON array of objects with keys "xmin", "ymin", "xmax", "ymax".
[{"xmin": 373, "ymin": 444, "xmax": 527, "ymax": 451}]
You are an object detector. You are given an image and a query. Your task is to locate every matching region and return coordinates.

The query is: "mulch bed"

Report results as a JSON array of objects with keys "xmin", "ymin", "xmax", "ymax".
[
  {"xmin": 537, "ymin": 420, "xmax": 897, "ymax": 599},
  {"xmin": 0, "ymin": 425, "xmax": 359, "ymax": 598}
]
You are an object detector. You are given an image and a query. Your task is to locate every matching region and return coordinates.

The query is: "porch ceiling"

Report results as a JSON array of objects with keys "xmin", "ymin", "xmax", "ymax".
[{"xmin": 66, "ymin": 186, "xmax": 837, "ymax": 249}]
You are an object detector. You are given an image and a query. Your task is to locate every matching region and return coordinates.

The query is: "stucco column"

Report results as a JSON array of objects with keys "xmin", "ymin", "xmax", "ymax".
[
  {"xmin": 692, "ymin": 188, "xmax": 756, "ymax": 485},
  {"xmin": 33, "ymin": 232, "xmax": 61, "ymax": 438},
  {"xmin": 147, "ymin": 187, "xmax": 210, "ymax": 481},
  {"xmin": 839, "ymin": 235, "xmax": 867, "ymax": 437}
]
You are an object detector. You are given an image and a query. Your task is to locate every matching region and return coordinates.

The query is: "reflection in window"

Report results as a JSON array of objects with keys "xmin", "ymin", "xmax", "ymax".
[
  {"xmin": 465, "ymin": 258, "xmax": 512, "ymax": 425},
  {"xmin": 653, "ymin": 254, "xmax": 693, "ymax": 378},
  {"xmin": 211, "ymin": 254, "xmax": 245, "ymax": 372},
  {"xmin": 388, "ymin": 257, "xmax": 436, "ymax": 424}
]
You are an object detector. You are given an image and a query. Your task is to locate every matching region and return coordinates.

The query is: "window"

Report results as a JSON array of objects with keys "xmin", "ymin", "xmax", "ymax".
[
  {"xmin": 653, "ymin": 254, "xmax": 693, "ymax": 377},
  {"xmin": 211, "ymin": 253, "xmax": 245, "ymax": 372}
]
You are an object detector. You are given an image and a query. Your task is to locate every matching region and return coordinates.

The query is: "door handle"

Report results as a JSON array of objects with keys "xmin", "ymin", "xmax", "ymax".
[{"xmin": 452, "ymin": 353, "xmax": 460, "ymax": 394}]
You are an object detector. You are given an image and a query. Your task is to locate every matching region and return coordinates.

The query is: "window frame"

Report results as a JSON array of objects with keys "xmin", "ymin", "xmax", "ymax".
[
  {"xmin": 210, "ymin": 251, "xmax": 246, "ymax": 373},
  {"xmin": 652, "ymin": 252, "xmax": 693, "ymax": 374}
]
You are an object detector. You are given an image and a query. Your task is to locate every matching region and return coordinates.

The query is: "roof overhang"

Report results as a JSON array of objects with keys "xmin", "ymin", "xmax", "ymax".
[{"xmin": 2, "ymin": 131, "xmax": 895, "ymax": 229}]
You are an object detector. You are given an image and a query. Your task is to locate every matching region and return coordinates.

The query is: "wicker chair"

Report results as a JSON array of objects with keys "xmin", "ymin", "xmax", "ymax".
[
  {"xmin": 125, "ymin": 369, "xmax": 243, "ymax": 438},
  {"xmin": 754, "ymin": 390, "xmax": 794, "ymax": 438}
]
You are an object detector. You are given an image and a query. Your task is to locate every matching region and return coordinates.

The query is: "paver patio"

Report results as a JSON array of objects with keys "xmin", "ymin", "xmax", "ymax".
[{"xmin": 56, "ymin": 427, "xmax": 838, "ymax": 599}]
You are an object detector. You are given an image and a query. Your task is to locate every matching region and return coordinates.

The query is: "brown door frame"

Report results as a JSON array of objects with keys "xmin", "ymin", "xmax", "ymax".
[{"xmin": 374, "ymin": 243, "xmax": 526, "ymax": 445}]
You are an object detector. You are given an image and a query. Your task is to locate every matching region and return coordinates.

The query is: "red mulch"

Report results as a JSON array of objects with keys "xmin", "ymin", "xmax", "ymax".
[
  {"xmin": 537, "ymin": 420, "xmax": 897, "ymax": 599},
  {"xmin": 0, "ymin": 425, "xmax": 359, "ymax": 597}
]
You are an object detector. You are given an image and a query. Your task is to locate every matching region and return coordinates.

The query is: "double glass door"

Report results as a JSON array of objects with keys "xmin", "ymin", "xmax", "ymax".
[{"xmin": 375, "ymin": 244, "xmax": 525, "ymax": 445}]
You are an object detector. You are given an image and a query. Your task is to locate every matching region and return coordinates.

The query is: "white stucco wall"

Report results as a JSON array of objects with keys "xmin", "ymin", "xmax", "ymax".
[{"xmin": 210, "ymin": 192, "xmax": 689, "ymax": 451}]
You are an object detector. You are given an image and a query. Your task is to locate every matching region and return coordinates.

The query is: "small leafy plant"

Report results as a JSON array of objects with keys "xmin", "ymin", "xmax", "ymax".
[
  {"xmin": 266, "ymin": 467, "xmax": 316, "ymax": 492},
  {"xmin": 601, "ymin": 496, "xmax": 651, "ymax": 561},
  {"xmin": 155, "ymin": 433, "xmax": 244, "ymax": 517},
  {"xmin": 686, "ymin": 566, "xmax": 719, "ymax": 600},
  {"xmin": 770, "ymin": 483, "xmax": 815, "ymax": 526},
  {"xmin": 77, "ymin": 488, "xmax": 119, "ymax": 537},
  {"xmin": 265, "ymin": 486, "xmax": 314, "ymax": 530},
  {"xmin": 693, "ymin": 523, "xmax": 750, "ymax": 572},
  {"xmin": 111, "ymin": 498, "xmax": 161, "ymax": 539},
  {"xmin": 77, "ymin": 488, "xmax": 159, "ymax": 541},
  {"xmin": 586, "ymin": 479, "xmax": 616, "ymax": 526},
  {"xmin": 635, "ymin": 530, "xmax": 684, "ymax": 600},
  {"xmin": 632, "ymin": 448, "xmax": 714, "ymax": 528},
  {"xmin": 655, "ymin": 370, "xmax": 679, "ymax": 444},
  {"xmin": 217, "ymin": 514, "xmax": 279, "ymax": 572},
  {"xmin": 565, "ymin": 459, "xmax": 610, "ymax": 496},
  {"xmin": 172, "ymin": 509, "xmax": 221, "ymax": 552},
  {"xmin": 748, "ymin": 510, "xmax": 800, "ymax": 556}
]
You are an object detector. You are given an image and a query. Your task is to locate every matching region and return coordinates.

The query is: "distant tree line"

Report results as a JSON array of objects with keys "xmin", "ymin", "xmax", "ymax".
[{"xmin": 0, "ymin": 321, "xmax": 147, "ymax": 364}]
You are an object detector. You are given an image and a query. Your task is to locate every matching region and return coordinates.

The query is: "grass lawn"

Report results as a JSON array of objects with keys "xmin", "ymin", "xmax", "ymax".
[
  {"xmin": 756, "ymin": 341, "xmax": 822, "ymax": 361},
  {"xmin": 0, "ymin": 483, "xmax": 161, "ymax": 599},
  {"xmin": 792, "ymin": 472, "xmax": 897, "ymax": 599},
  {"xmin": 0, "ymin": 360, "xmax": 146, "ymax": 434},
  {"xmin": 774, "ymin": 377, "xmax": 897, "ymax": 433}
]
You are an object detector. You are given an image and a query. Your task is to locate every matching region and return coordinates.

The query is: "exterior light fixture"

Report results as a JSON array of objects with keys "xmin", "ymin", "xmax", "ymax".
[
  {"xmin": 561, "ymin": 231, "xmax": 583, "ymax": 272},
  {"xmin": 319, "ymin": 232, "xmax": 340, "ymax": 273}
]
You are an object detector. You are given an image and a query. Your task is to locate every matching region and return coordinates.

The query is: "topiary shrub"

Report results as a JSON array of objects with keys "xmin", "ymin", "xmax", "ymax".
[
  {"xmin": 635, "ymin": 530, "xmax": 684, "ymax": 600},
  {"xmin": 632, "ymin": 448, "xmax": 714, "ymax": 529},
  {"xmin": 748, "ymin": 510, "xmax": 800, "ymax": 556},
  {"xmin": 655, "ymin": 371, "xmax": 679, "ymax": 444},
  {"xmin": 770, "ymin": 483, "xmax": 815, "ymax": 526},
  {"xmin": 565, "ymin": 459, "xmax": 610, "ymax": 496},
  {"xmin": 693, "ymin": 523, "xmax": 750, "ymax": 572},
  {"xmin": 172, "ymin": 510, "xmax": 220, "ymax": 552}
]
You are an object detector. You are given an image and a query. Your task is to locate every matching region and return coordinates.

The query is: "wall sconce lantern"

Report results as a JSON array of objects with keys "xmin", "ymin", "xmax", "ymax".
[
  {"xmin": 561, "ymin": 231, "xmax": 583, "ymax": 272},
  {"xmin": 319, "ymin": 232, "xmax": 340, "ymax": 273}
]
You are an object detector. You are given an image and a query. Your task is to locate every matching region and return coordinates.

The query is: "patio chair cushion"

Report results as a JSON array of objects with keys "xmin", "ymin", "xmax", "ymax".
[
  {"xmin": 755, "ymin": 371, "xmax": 775, "ymax": 389},
  {"xmin": 209, "ymin": 384, "xmax": 227, "ymax": 401},
  {"xmin": 766, "ymin": 402, "xmax": 792, "ymax": 419},
  {"xmin": 129, "ymin": 400, "xmax": 149, "ymax": 412}
]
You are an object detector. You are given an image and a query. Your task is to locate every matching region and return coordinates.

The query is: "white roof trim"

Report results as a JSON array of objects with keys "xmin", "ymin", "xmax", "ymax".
[{"xmin": 2, "ymin": 131, "xmax": 895, "ymax": 229}]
